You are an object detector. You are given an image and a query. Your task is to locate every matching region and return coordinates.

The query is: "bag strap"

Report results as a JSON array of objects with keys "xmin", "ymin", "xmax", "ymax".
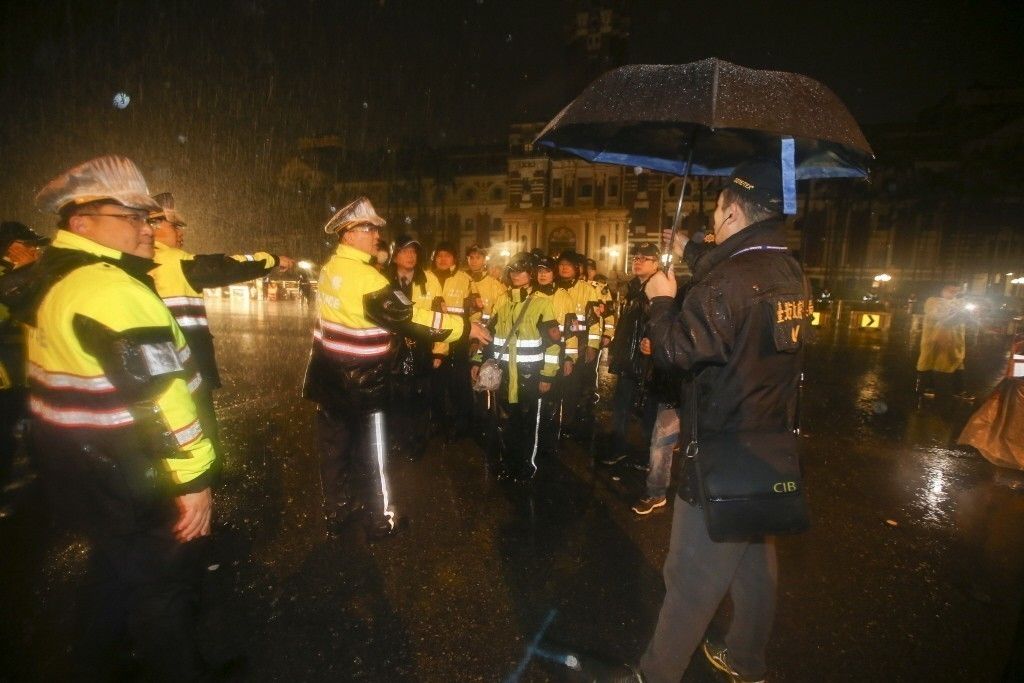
[{"xmin": 497, "ymin": 293, "xmax": 534, "ymax": 356}]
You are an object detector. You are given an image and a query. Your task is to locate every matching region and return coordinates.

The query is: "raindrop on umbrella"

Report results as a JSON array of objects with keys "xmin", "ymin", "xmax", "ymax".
[{"xmin": 112, "ymin": 92, "xmax": 131, "ymax": 109}]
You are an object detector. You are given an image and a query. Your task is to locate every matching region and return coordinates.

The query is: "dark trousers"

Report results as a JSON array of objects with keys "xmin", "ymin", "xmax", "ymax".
[
  {"xmin": 390, "ymin": 373, "xmax": 431, "ymax": 459},
  {"xmin": 316, "ymin": 405, "xmax": 391, "ymax": 527},
  {"xmin": 610, "ymin": 373, "xmax": 658, "ymax": 455},
  {"xmin": 495, "ymin": 378, "xmax": 543, "ymax": 478},
  {"xmin": 538, "ymin": 377, "xmax": 565, "ymax": 457},
  {"xmin": 917, "ymin": 369, "xmax": 965, "ymax": 395},
  {"xmin": 560, "ymin": 356, "xmax": 590, "ymax": 434},
  {"xmin": 430, "ymin": 340, "xmax": 473, "ymax": 435},
  {"xmin": 0, "ymin": 387, "xmax": 26, "ymax": 488},
  {"xmin": 640, "ymin": 500, "xmax": 777, "ymax": 683},
  {"xmin": 32, "ymin": 428, "xmax": 206, "ymax": 681}
]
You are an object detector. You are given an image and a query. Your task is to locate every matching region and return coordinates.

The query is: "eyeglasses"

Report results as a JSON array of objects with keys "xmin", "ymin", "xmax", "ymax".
[
  {"xmin": 632, "ymin": 255, "xmax": 659, "ymax": 262},
  {"xmin": 348, "ymin": 224, "xmax": 382, "ymax": 234},
  {"xmin": 78, "ymin": 212, "xmax": 160, "ymax": 228}
]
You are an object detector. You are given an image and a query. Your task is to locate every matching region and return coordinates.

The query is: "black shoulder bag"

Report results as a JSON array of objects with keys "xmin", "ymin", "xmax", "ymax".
[{"xmin": 685, "ymin": 252, "xmax": 811, "ymax": 541}]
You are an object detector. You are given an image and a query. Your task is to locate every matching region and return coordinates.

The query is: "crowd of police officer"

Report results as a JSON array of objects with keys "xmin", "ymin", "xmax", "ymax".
[{"xmin": 0, "ymin": 151, "xmax": 801, "ymax": 682}]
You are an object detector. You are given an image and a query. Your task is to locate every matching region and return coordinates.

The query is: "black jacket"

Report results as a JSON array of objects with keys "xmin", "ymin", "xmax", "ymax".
[
  {"xmin": 647, "ymin": 219, "xmax": 810, "ymax": 438},
  {"xmin": 608, "ymin": 275, "xmax": 652, "ymax": 379},
  {"xmin": 385, "ymin": 265, "xmax": 433, "ymax": 377}
]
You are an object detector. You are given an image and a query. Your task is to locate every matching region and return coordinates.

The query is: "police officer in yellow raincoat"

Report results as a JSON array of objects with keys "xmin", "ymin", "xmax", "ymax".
[
  {"xmin": 471, "ymin": 252, "xmax": 561, "ymax": 480},
  {"xmin": 148, "ymin": 192, "xmax": 294, "ymax": 448},
  {"xmin": 551, "ymin": 251, "xmax": 601, "ymax": 438},
  {"xmin": 8, "ymin": 156, "xmax": 217, "ymax": 679},
  {"xmin": 302, "ymin": 198, "xmax": 489, "ymax": 538},
  {"xmin": 426, "ymin": 241, "xmax": 475, "ymax": 439}
]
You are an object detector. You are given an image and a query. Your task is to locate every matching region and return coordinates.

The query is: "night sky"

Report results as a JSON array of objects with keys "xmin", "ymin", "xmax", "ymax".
[{"xmin": 1, "ymin": 0, "xmax": 1022, "ymax": 250}]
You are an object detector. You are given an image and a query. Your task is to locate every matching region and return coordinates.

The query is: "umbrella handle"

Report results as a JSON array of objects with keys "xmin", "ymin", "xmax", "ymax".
[{"xmin": 663, "ymin": 145, "xmax": 696, "ymax": 274}]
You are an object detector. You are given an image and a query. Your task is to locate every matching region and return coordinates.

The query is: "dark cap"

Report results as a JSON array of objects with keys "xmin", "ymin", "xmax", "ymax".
[
  {"xmin": 465, "ymin": 243, "xmax": 487, "ymax": 257},
  {"xmin": 432, "ymin": 241, "xmax": 457, "ymax": 259},
  {"xmin": 585, "ymin": 257, "xmax": 597, "ymax": 269},
  {"xmin": 392, "ymin": 234, "xmax": 422, "ymax": 254},
  {"xmin": 557, "ymin": 250, "xmax": 582, "ymax": 266},
  {"xmin": 0, "ymin": 221, "xmax": 50, "ymax": 253},
  {"xmin": 726, "ymin": 160, "xmax": 782, "ymax": 210},
  {"xmin": 634, "ymin": 242, "xmax": 661, "ymax": 258}
]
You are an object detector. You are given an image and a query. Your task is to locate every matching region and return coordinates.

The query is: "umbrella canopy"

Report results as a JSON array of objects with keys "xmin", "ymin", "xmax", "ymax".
[{"xmin": 534, "ymin": 58, "xmax": 873, "ymax": 180}]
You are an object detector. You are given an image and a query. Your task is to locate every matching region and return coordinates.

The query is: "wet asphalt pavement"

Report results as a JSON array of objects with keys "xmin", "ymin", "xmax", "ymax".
[{"xmin": 2, "ymin": 297, "xmax": 1024, "ymax": 682}]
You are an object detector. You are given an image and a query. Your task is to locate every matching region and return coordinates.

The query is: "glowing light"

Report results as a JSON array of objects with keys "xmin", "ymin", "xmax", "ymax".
[
  {"xmin": 873, "ymin": 273, "xmax": 892, "ymax": 282},
  {"xmin": 608, "ymin": 249, "xmax": 620, "ymax": 259},
  {"xmin": 500, "ymin": 249, "xmax": 510, "ymax": 257},
  {"xmin": 112, "ymin": 92, "xmax": 131, "ymax": 109},
  {"xmin": 297, "ymin": 260, "xmax": 313, "ymax": 271},
  {"xmin": 964, "ymin": 303, "xmax": 978, "ymax": 311}
]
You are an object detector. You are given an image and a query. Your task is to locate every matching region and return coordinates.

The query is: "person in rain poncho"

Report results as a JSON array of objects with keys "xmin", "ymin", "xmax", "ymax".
[{"xmin": 916, "ymin": 283, "xmax": 972, "ymax": 399}]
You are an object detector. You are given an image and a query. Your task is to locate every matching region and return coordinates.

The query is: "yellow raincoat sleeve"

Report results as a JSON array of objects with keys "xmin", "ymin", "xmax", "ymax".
[
  {"xmin": 537, "ymin": 297, "xmax": 561, "ymax": 379},
  {"xmin": 75, "ymin": 280, "xmax": 215, "ymax": 488},
  {"xmin": 586, "ymin": 286, "xmax": 602, "ymax": 350},
  {"xmin": 229, "ymin": 251, "xmax": 278, "ymax": 268}
]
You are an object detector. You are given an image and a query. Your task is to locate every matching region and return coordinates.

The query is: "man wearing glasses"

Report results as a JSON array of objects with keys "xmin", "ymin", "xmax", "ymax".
[
  {"xmin": 8, "ymin": 156, "xmax": 218, "ymax": 678},
  {"xmin": 302, "ymin": 197, "xmax": 490, "ymax": 539},
  {"xmin": 605, "ymin": 244, "xmax": 661, "ymax": 467}
]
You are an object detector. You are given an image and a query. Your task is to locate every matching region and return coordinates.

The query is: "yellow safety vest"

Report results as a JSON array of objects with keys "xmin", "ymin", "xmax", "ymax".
[
  {"xmin": 469, "ymin": 271, "xmax": 506, "ymax": 325},
  {"xmin": 425, "ymin": 268, "xmax": 472, "ymax": 357},
  {"xmin": 26, "ymin": 230, "xmax": 215, "ymax": 487},
  {"xmin": 588, "ymin": 279, "xmax": 616, "ymax": 342},
  {"xmin": 314, "ymin": 243, "xmax": 464, "ymax": 362},
  {"xmin": 551, "ymin": 280, "xmax": 601, "ymax": 356},
  {"xmin": 150, "ymin": 242, "xmax": 277, "ymax": 387},
  {"xmin": 477, "ymin": 287, "xmax": 560, "ymax": 403}
]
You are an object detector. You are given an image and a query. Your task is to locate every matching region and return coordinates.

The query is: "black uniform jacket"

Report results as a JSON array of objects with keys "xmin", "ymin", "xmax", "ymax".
[{"xmin": 647, "ymin": 219, "xmax": 810, "ymax": 439}]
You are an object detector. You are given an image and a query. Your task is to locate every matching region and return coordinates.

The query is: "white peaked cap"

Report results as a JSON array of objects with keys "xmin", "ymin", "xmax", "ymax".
[
  {"xmin": 323, "ymin": 196, "xmax": 387, "ymax": 235},
  {"xmin": 35, "ymin": 155, "xmax": 161, "ymax": 215},
  {"xmin": 151, "ymin": 192, "xmax": 187, "ymax": 227}
]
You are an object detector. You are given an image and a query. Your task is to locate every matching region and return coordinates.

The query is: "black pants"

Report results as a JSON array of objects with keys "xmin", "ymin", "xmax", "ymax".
[
  {"xmin": 389, "ymin": 373, "xmax": 431, "ymax": 459},
  {"xmin": 562, "ymin": 352, "xmax": 598, "ymax": 436},
  {"xmin": 316, "ymin": 405, "xmax": 392, "ymax": 527},
  {"xmin": 431, "ymin": 339, "xmax": 473, "ymax": 435},
  {"xmin": 495, "ymin": 376, "xmax": 543, "ymax": 478},
  {"xmin": 32, "ymin": 428, "xmax": 206, "ymax": 681},
  {"xmin": 0, "ymin": 387, "xmax": 26, "ymax": 489}
]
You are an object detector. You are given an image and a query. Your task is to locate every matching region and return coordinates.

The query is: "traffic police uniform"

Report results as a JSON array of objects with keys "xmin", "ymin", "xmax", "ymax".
[
  {"xmin": 552, "ymin": 252, "xmax": 601, "ymax": 436},
  {"xmin": 148, "ymin": 193, "xmax": 281, "ymax": 452},
  {"xmin": 303, "ymin": 198, "xmax": 464, "ymax": 537},
  {"xmin": 15, "ymin": 156, "xmax": 217, "ymax": 679},
  {"xmin": 469, "ymin": 266, "xmax": 506, "ymax": 326},
  {"xmin": 384, "ymin": 235, "xmax": 435, "ymax": 460},
  {"xmin": 425, "ymin": 246, "xmax": 474, "ymax": 437},
  {"xmin": 473, "ymin": 252, "xmax": 560, "ymax": 479}
]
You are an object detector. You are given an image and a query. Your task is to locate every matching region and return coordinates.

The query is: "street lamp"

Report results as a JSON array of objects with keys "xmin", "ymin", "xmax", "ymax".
[
  {"xmin": 297, "ymin": 260, "xmax": 313, "ymax": 271},
  {"xmin": 874, "ymin": 273, "xmax": 892, "ymax": 283}
]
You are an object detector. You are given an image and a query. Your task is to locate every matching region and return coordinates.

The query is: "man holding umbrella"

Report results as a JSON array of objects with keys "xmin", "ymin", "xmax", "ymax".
[{"xmin": 631, "ymin": 161, "xmax": 809, "ymax": 683}]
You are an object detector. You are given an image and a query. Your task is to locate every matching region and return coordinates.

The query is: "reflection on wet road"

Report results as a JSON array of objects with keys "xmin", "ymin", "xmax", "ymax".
[{"xmin": 2, "ymin": 298, "xmax": 1023, "ymax": 681}]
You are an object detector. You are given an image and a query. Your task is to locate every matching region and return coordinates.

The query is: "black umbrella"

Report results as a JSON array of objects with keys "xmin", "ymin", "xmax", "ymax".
[
  {"xmin": 535, "ymin": 58, "xmax": 873, "ymax": 179},
  {"xmin": 534, "ymin": 58, "xmax": 873, "ymax": 266}
]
